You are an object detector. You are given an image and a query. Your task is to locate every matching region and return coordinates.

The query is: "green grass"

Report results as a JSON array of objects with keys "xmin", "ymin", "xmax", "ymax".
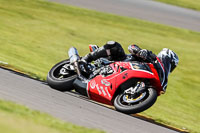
[
  {"xmin": 0, "ymin": 0, "xmax": 200, "ymax": 132},
  {"xmin": 0, "ymin": 100, "xmax": 103, "ymax": 133},
  {"xmin": 156, "ymin": 0, "xmax": 200, "ymax": 11}
]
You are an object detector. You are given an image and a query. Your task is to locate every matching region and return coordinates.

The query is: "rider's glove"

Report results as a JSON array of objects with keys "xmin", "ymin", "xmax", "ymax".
[
  {"xmin": 137, "ymin": 49, "xmax": 148, "ymax": 60},
  {"xmin": 137, "ymin": 49, "xmax": 157, "ymax": 63},
  {"xmin": 128, "ymin": 44, "xmax": 141, "ymax": 55}
]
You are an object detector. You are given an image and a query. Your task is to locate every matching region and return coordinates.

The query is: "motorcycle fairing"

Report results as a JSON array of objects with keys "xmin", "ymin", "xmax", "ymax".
[{"xmin": 87, "ymin": 62, "xmax": 162, "ymax": 105}]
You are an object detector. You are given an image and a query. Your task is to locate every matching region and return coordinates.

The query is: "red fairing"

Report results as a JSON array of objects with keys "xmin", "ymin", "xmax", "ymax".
[
  {"xmin": 87, "ymin": 62, "xmax": 162, "ymax": 105},
  {"xmin": 148, "ymin": 64, "xmax": 163, "ymax": 95}
]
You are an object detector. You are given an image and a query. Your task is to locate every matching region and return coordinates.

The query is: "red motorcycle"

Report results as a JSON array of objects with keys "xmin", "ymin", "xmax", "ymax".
[{"xmin": 47, "ymin": 47, "xmax": 165, "ymax": 114}]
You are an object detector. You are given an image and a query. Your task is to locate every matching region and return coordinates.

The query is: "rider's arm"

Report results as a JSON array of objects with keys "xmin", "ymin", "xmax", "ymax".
[{"xmin": 128, "ymin": 44, "xmax": 157, "ymax": 63}]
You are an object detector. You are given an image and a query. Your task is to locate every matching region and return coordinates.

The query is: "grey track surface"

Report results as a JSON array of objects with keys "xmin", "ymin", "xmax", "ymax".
[
  {"xmin": 0, "ymin": 68, "xmax": 179, "ymax": 133},
  {"xmin": 49, "ymin": 0, "xmax": 200, "ymax": 32}
]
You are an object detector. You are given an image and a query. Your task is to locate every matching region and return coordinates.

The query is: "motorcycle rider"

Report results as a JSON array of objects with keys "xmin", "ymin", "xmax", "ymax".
[{"xmin": 81, "ymin": 41, "xmax": 179, "ymax": 91}]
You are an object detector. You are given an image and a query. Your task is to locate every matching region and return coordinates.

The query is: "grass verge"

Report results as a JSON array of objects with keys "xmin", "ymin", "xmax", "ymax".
[
  {"xmin": 156, "ymin": 0, "xmax": 200, "ymax": 11},
  {"xmin": 0, "ymin": 100, "xmax": 103, "ymax": 133},
  {"xmin": 0, "ymin": 0, "xmax": 199, "ymax": 132}
]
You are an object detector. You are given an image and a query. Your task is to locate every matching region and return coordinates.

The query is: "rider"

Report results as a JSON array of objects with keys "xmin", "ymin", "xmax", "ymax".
[{"xmin": 82, "ymin": 41, "xmax": 179, "ymax": 91}]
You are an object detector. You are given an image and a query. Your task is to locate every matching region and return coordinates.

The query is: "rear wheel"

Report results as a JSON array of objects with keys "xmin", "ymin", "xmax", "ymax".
[
  {"xmin": 47, "ymin": 59, "xmax": 77, "ymax": 91},
  {"xmin": 114, "ymin": 88, "xmax": 157, "ymax": 114}
]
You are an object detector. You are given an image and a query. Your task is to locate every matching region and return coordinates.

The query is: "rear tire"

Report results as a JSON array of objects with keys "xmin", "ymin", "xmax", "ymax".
[
  {"xmin": 47, "ymin": 59, "xmax": 77, "ymax": 91},
  {"xmin": 114, "ymin": 88, "xmax": 157, "ymax": 114}
]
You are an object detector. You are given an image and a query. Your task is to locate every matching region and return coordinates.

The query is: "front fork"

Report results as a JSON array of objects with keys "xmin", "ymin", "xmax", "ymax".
[
  {"xmin": 124, "ymin": 82, "xmax": 146, "ymax": 95},
  {"xmin": 74, "ymin": 61, "xmax": 81, "ymax": 76}
]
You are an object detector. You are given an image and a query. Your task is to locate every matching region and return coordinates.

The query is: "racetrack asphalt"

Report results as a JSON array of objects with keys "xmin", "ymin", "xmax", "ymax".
[
  {"xmin": 0, "ymin": 67, "xmax": 180, "ymax": 133},
  {"xmin": 48, "ymin": 0, "xmax": 200, "ymax": 32}
]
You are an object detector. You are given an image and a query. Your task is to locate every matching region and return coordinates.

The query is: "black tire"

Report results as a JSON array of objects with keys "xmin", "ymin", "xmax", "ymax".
[
  {"xmin": 114, "ymin": 88, "xmax": 157, "ymax": 114},
  {"xmin": 47, "ymin": 59, "xmax": 77, "ymax": 91}
]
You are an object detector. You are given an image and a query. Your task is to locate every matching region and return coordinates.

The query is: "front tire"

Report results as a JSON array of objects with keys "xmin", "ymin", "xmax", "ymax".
[
  {"xmin": 114, "ymin": 88, "xmax": 157, "ymax": 114},
  {"xmin": 47, "ymin": 59, "xmax": 77, "ymax": 91}
]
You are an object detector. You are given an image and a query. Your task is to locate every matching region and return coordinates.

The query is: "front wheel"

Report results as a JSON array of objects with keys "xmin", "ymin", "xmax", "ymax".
[
  {"xmin": 114, "ymin": 88, "xmax": 157, "ymax": 114},
  {"xmin": 47, "ymin": 59, "xmax": 77, "ymax": 91}
]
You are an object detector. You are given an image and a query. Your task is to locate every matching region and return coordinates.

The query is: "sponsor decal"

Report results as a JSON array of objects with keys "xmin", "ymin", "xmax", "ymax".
[
  {"xmin": 105, "ymin": 87, "xmax": 111, "ymax": 98},
  {"xmin": 132, "ymin": 65, "xmax": 140, "ymax": 69},
  {"xmin": 90, "ymin": 80, "xmax": 96, "ymax": 89},
  {"xmin": 101, "ymin": 79, "xmax": 111, "ymax": 86},
  {"xmin": 90, "ymin": 80, "xmax": 111, "ymax": 98},
  {"xmin": 96, "ymin": 84, "xmax": 102, "ymax": 95},
  {"xmin": 100, "ymin": 86, "xmax": 107, "ymax": 96},
  {"xmin": 123, "ymin": 73, "xmax": 128, "ymax": 79}
]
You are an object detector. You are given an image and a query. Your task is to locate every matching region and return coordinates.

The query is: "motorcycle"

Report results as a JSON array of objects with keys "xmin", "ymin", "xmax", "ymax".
[{"xmin": 47, "ymin": 46, "xmax": 165, "ymax": 114}]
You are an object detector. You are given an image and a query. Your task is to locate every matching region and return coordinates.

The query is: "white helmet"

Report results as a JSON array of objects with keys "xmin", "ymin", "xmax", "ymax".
[{"xmin": 158, "ymin": 48, "xmax": 179, "ymax": 72}]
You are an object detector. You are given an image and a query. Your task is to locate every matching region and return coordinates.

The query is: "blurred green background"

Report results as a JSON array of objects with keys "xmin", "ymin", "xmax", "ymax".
[
  {"xmin": 156, "ymin": 0, "xmax": 200, "ymax": 11},
  {"xmin": 0, "ymin": 0, "xmax": 199, "ymax": 133}
]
